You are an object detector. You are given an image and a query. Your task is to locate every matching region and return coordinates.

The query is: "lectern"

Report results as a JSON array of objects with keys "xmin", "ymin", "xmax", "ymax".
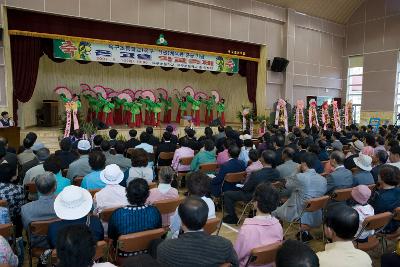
[{"xmin": 0, "ymin": 127, "xmax": 20, "ymax": 148}]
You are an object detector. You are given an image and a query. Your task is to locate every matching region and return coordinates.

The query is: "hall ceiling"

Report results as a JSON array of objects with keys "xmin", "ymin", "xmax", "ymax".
[{"xmin": 257, "ymin": 0, "xmax": 365, "ymax": 24}]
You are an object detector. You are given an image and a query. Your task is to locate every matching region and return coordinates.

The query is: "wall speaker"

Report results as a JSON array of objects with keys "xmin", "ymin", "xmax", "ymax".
[{"xmin": 271, "ymin": 57, "xmax": 289, "ymax": 72}]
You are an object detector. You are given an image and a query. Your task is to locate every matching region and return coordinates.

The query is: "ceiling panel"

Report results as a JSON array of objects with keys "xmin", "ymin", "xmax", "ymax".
[{"xmin": 258, "ymin": 0, "xmax": 365, "ymax": 24}]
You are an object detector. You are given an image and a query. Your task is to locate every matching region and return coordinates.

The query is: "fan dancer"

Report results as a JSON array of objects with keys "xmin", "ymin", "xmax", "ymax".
[
  {"xmin": 217, "ymin": 98, "xmax": 226, "ymax": 125},
  {"xmin": 83, "ymin": 94, "xmax": 96, "ymax": 122},
  {"xmin": 160, "ymin": 94, "xmax": 172, "ymax": 124},
  {"xmin": 135, "ymin": 98, "xmax": 143, "ymax": 127},
  {"xmin": 186, "ymin": 94, "xmax": 201, "ymax": 126},
  {"xmin": 152, "ymin": 100, "xmax": 162, "ymax": 127},
  {"xmin": 113, "ymin": 97, "xmax": 125, "ymax": 125},
  {"xmin": 175, "ymin": 95, "xmax": 188, "ymax": 123},
  {"xmin": 124, "ymin": 101, "xmax": 141, "ymax": 128},
  {"xmin": 203, "ymin": 95, "xmax": 216, "ymax": 124},
  {"xmin": 141, "ymin": 97, "xmax": 153, "ymax": 126},
  {"xmin": 98, "ymin": 95, "xmax": 115, "ymax": 127},
  {"xmin": 95, "ymin": 93, "xmax": 106, "ymax": 124}
]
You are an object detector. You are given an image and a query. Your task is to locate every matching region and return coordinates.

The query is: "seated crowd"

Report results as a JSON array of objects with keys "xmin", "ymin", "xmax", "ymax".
[{"xmin": 0, "ymin": 123, "xmax": 399, "ymax": 266}]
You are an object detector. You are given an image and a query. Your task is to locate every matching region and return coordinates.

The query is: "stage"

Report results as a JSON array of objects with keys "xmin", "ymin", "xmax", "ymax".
[{"xmin": 20, "ymin": 123, "xmax": 242, "ymax": 152}]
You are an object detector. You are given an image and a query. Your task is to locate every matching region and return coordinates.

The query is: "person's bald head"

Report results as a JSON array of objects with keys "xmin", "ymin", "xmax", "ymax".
[{"xmin": 178, "ymin": 196, "xmax": 209, "ymax": 231}]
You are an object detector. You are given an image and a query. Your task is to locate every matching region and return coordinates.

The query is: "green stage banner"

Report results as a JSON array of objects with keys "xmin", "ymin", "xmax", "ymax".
[{"xmin": 53, "ymin": 39, "xmax": 239, "ymax": 73}]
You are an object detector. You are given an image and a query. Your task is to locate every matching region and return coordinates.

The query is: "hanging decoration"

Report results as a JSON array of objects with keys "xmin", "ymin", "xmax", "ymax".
[
  {"xmin": 274, "ymin": 98, "xmax": 288, "ymax": 132},
  {"xmin": 295, "ymin": 100, "xmax": 305, "ymax": 129},
  {"xmin": 156, "ymin": 34, "xmax": 168, "ymax": 46},
  {"xmin": 308, "ymin": 99, "xmax": 319, "ymax": 127},
  {"xmin": 332, "ymin": 100, "xmax": 341, "ymax": 132},
  {"xmin": 321, "ymin": 101, "xmax": 331, "ymax": 130},
  {"xmin": 345, "ymin": 101, "xmax": 353, "ymax": 127}
]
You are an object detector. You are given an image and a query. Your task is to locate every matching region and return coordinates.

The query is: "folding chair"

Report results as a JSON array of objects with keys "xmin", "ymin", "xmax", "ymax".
[
  {"xmin": 50, "ymin": 240, "xmax": 108, "ymax": 265},
  {"xmin": 284, "ymin": 195, "xmax": 330, "ymax": 242},
  {"xmin": 176, "ymin": 157, "xmax": 194, "ymax": 187},
  {"xmin": 115, "ymin": 228, "xmax": 165, "ymax": 265},
  {"xmin": 330, "ymin": 187, "xmax": 353, "ymax": 201},
  {"xmin": 199, "ymin": 162, "xmax": 219, "ymax": 173},
  {"xmin": 377, "ymin": 207, "xmax": 400, "ymax": 243},
  {"xmin": 203, "ymin": 217, "xmax": 221, "ymax": 235},
  {"xmin": 322, "ymin": 160, "xmax": 330, "ymax": 173},
  {"xmin": 99, "ymin": 206, "xmax": 121, "ymax": 223},
  {"xmin": 148, "ymin": 182, "xmax": 158, "ymax": 189},
  {"xmin": 89, "ymin": 189, "xmax": 100, "ymax": 198},
  {"xmin": 0, "ymin": 200, "xmax": 8, "ymax": 207},
  {"xmin": 237, "ymin": 201, "xmax": 254, "ymax": 226},
  {"xmin": 153, "ymin": 197, "xmax": 185, "ymax": 228},
  {"xmin": 354, "ymin": 212, "xmax": 393, "ymax": 252},
  {"xmin": 73, "ymin": 176, "xmax": 84, "ymax": 186},
  {"xmin": 0, "ymin": 223, "xmax": 16, "ymax": 251},
  {"xmin": 244, "ymin": 241, "xmax": 282, "ymax": 267},
  {"xmin": 218, "ymin": 171, "xmax": 247, "ymax": 234},
  {"xmin": 157, "ymin": 152, "xmax": 175, "ymax": 170},
  {"xmin": 28, "ymin": 218, "xmax": 61, "ymax": 267},
  {"xmin": 25, "ymin": 182, "xmax": 37, "ymax": 194}
]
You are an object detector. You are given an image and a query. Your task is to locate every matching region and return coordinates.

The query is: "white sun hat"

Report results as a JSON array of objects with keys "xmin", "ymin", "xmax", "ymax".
[
  {"xmin": 100, "ymin": 164, "xmax": 124, "ymax": 185},
  {"xmin": 354, "ymin": 154, "xmax": 373, "ymax": 171},
  {"xmin": 54, "ymin": 185, "xmax": 93, "ymax": 220}
]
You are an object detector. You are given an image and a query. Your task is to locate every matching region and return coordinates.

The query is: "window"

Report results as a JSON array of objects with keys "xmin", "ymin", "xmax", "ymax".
[{"xmin": 347, "ymin": 56, "xmax": 363, "ymax": 124}]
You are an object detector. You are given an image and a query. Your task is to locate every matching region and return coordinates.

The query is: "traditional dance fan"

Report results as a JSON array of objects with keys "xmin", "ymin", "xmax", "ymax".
[
  {"xmin": 117, "ymin": 92, "xmax": 133, "ymax": 102},
  {"xmin": 211, "ymin": 90, "xmax": 220, "ymax": 102},
  {"xmin": 54, "ymin": 86, "xmax": 72, "ymax": 99},
  {"xmin": 80, "ymin": 83, "xmax": 92, "ymax": 91},
  {"xmin": 194, "ymin": 91, "xmax": 207, "ymax": 100},
  {"xmin": 107, "ymin": 91, "xmax": 119, "ymax": 98},
  {"xmin": 157, "ymin": 88, "xmax": 169, "ymax": 99},
  {"xmin": 81, "ymin": 89, "xmax": 96, "ymax": 97},
  {"xmin": 121, "ymin": 89, "xmax": 135, "ymax": 99},
  {"xmin": 141, "ymin": 90, "xmax": 156, "ymax": 101},
  {"xmin": 183, "ymin": 86, "xmax": 195, "ymax": 97},
  {"xmin": 104, "ymin": 87, "xmax": 115, "ymax": 95},
  {"xmin": 134, "ymin": 90, "xmax": 143, "ymax": 99},
  {"xmin": 92, "ymin": 85, "xmax": 107, "ymax": 98}
]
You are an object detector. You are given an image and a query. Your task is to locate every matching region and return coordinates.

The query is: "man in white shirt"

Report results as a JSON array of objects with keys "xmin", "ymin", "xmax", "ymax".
[{"xmin": 317, "ymin": 204, "xmax": 372, "ymax": 267}]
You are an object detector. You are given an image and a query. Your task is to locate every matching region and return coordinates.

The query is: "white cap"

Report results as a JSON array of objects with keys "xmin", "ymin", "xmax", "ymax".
[{"xmin": 77, "ymin": 140, "xmax": 91, "ymax": 151}]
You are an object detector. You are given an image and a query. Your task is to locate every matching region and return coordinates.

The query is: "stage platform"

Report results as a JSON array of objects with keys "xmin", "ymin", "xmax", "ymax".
[{"xmin": 20, "ymin": 123, "xmax": 242, "ymax": 152}]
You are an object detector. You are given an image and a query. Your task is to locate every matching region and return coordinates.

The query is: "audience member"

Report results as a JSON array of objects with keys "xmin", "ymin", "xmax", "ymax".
[
  {"xmin": 353, "ymin": 154, "xmax": 374, "ymax": 186},
  {"xmin": 318, "ymin": 140, "xmax": 329, "ymax": 161},
  {"xmin": 374, "ymin": 135, "xmax": 386, "ymax": 155},
  {"xmin": 214, "ymin": 125, "xmax": 226, "ymax": 142},
  {"xmin": 317, "ymin": 203, "xmax": 372, "ymax": 267},
  {"xmin": 127, "ymin": 148, "xmax": 154, "ymax": 184},
  {"xmin": 276, "ymin": 240, "xmax": 319, "ymax": 267},
  {"xmin": 217, "ymin": 138, "xmax": 236, "ymax": 165},
  {"xmin": 66, "ymin": 140, "xmax": 92, "ymax": 180},
  {"xmin": 157, "ymin": 196, "xmax": 238, "ymax": 266},
  {"xmin": 388, "ymin": 145, "xmax": 400, "ymax": 169},
  {"xmin": 55, "ymin": 224, "xmax": 116, "ymax": 267},
  {"xmin": 274, "ymin": 135, "xmax": 285, "ymax": 166},
  {"xmin": 126, "ymin": 129, "xmax": 140, "ymax": 149},
  {"xmin": 371, "ymin": 150, "xmax": 388, "ymax": 183},
  {"xmin": 211, "ymin": 145, "xmax": 246, "ymax": 197},
  {"xmin": 244, "ymin": 149, "xmax": 263, "ymax": 182},
  {"xmin": 55, "ymin": 137, "xmax": 79, "ymax": 170},
  {"xmin": 197, "ymin": 127, "xmax": 214, "ymax": 149},
  {"xmin": 273, "ymin": 153, "xmax": 327, "ymax": 241},
  {"xmin": 92, "ymin": 135, "xmax": 103, "ymax": 152},
  {"xmin": 156, "ymin": 131, "xmax": 177, "ymax": 167},
  {"xmin": 349, "ymin": 185, "xmax": 374, "ymax": 242},
  {"xmin": 238, "ymin": 138, "xmax": 253, "ymax": 165},
  {"xmin": 0, "ymin": 236, "xmax": 18, "ymax": 267},
  {"xmin": 381, "ymin": 247, "xmax": 400, "ymax": 267},
  {"xmin": 48, "ymin": 185, "xmax": 104, "ymax": 248},
  {"xmin": 170, "ymin": 171, "xmax": 215, "ymax": 238},
  {"xmin": 146, "ymin": 166, "xmax": 179, "ymax": 226},
  {"xmin": 371, "ymin": 165, "xmax": 400, "ymax": 233},
  {"xmin": 44, "ymin": 154, "xmax": 71, "ymax": 194},
  {"xmin": 277, "ymin": 147, "xmax": 299, "ymax": 179},
  {"xmin": 293, "ymin": 138, "xmax": 308, "ymax": 164},
  {"xmin": 108, "ymin": 129, "xmax": 118, "ymax": 148},
  {"xmin": 308, "ymin": 144, "xmax": 324, "ymax": 173},
  {"xmin": 171, "ymin": 138, "xmax": 194, "ymax": 172},
  {"xmin": 108, "ymin": 178, "xmax": 161, "ymax": 253},
  {"xmin": 344, "ymin": 140, "xmax": 363, "ymax": 170},
  {"xmin": 21, "ymin": 172, "xmax": 57, "ymax": 248},
  {"xmin": 23, "ymin": 147, "xmax": 50, "ymax": 185},
  {"xmin": 223, "ymin": 150, "xmax": 280, "ymax": 224},
  {"xmin": 286, "ymin": 132, "xmax": 298, "ymax": 152},
  {"xmin": 165, "ymin": 125, "xmax": 178, "ymax": 144},
  {"xmin": 100, "ymin": 140, "xmax": 112, "ymax": 162},
  {"xmin": 234, "ymin": 183, "xmax": 283, "ymax": 266},
  {"xmin": 135, "ymin": 132, "xmax": 154, "ymax": 154},
  {"xmin": 93, "ymin": 164, "xmax": 128, "ymax": 215},
  {"xmin": 183, "ymin": 128, "xmax": 199, "ymax": 151},
  {"xmin": 81, "ymin": 151, "xmax": 107, "ymax": 190},
  {"xmin": 326, "ymin": 151, "xmax": 353, "ymax": 194},
  {"xmin": 106, "ymin": 141, "xmax": 131, "ymax": 172},
  {"xmin": 146, "ymin": 126, "xmax": 160, "ymax": 146},
  {"xmin": 0, "ymin": 137, "xmax": 17, "ymax": 169},
  {"xmin": 17, "ymin": 137, "xmax": 36, "ymax": 165},
  {"xmin": 190, "ymin": 139, "xmax": 216, "ymax": 171}
]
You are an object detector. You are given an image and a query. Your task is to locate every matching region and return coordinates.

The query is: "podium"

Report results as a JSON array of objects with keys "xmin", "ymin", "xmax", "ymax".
[{"xmin": 0, "ymin": 127, "xmax": 20, "ymax": 148}]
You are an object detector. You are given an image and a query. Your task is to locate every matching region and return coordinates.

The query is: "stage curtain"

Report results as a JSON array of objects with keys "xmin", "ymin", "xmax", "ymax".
[{"xmin": 239, "ymin": 60, "xmax": 258, "ymax": 111}]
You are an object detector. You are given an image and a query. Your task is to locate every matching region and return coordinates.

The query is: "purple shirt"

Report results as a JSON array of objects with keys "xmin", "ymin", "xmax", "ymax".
[
  {"xmin": 217, "ymin": 149, "xmax": 230, "ymax": 165},
  {"xmin": 171, "ymin": 147, "xmax": 194, "ymax": 171}
]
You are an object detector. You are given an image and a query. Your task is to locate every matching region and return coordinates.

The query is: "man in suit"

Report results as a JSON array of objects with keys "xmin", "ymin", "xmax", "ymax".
[
  {"xmin": 105, "ymin": 141, "xmax": 131, "ymax": 172},
  {"xmin": 273, "ymin": 152, "xmax": 327, "ymax": 242},
  {"xmin": 274, "ymin": 134, "xmax": 285, "ymax": 166},
  {"xmin": 157, "ymin": 196, "xmax": 238, "ymax": 266},
  {"xmin": 126, "ymin": 129, "xmax": 140, "ymax": 149},
  {"xmin": 326, "ymin": 151, "xmax": 353, "ymax": 194},
  {"xmin": 156, "ymin": 131, "xmax": 177, "ymax": 166},
  {"xmin": 223, "ymin": 150, "xmax": 280, "ymax": 224},
  {"xmin": 165, "ymin": 125, "xmax": 178, "ymax": 145},
  {"xmin": 277, "ymin": 147, "xmax": 299, "ymax": 179},
  {"xmin": 211, "ymin": 145, "xmax": 246, "ymax": 197},
  {"xmin": 293, "ymin": 138, "xmax": 308, "ymax": 164},
  {"xmin": 146, "ymin": 126, "xmax": 160, "ymax": 146}
]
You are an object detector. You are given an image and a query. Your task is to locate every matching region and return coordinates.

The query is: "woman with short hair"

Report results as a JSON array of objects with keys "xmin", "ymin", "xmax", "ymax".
[{"xmin": 127, "ymin": 148, "xmax": 154, "ymax": 185}]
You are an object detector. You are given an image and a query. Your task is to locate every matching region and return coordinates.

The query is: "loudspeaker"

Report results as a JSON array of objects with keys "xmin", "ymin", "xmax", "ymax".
[
  {"xmin": 271, "ymin": 57, "xmax": 289, "ymax": 72},
  {"xmin": 209, "ymin": 118, "xmax": 222, "ymax": 127}
]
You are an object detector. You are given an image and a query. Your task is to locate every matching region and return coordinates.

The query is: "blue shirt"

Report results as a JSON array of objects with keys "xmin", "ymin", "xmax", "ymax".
[
  {"xmin": 239, "ymin": 149, "xmax": 250, "ymax": 164},
  {"xmin": 108, "ymin": 205, "xmax": 161, "ymax": 242},
  {"xmin": 55, "ymin": 172, "xmax": 71, "ymax": 194},
  {"xmin": 81, "ymin": 171, "xmax": 106, "ymax": 190}
]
